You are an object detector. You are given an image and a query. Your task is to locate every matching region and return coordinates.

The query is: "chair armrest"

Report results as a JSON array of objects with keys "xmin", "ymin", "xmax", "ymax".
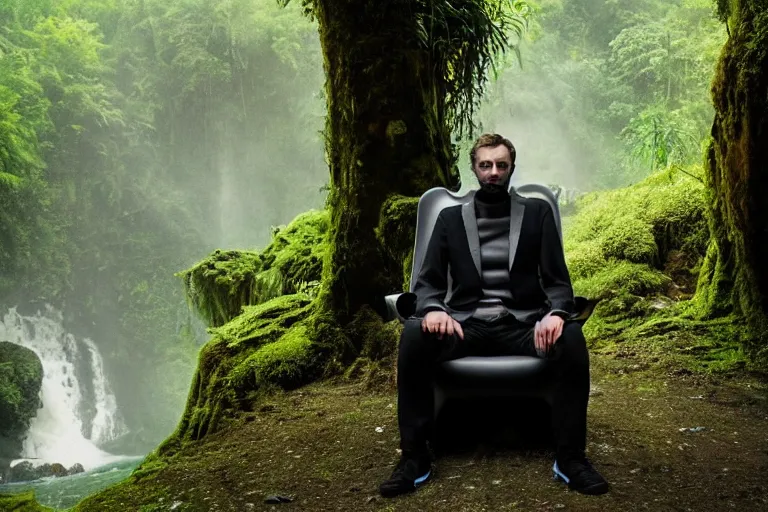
[
  {"xmin": 383, "ymin": 292, "xmax": 417, "ymax": 323},
  {"xmin": 571, "ymin": 296, "xmax": 600, "ymax": 325}
]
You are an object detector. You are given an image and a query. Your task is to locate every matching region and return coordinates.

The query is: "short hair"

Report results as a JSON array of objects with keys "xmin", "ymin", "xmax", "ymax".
[{"xmin": 469, "ymin": 133, "xmax": 516, "ymax": 167}]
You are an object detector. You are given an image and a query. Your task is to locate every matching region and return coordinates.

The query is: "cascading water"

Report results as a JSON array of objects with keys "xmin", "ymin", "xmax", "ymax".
[{"xmin": 0, "ymin": 306, "xmax": 127, "ymax": 470}]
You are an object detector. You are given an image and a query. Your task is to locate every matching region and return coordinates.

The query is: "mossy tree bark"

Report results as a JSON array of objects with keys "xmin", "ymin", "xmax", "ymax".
[
  {"xmin": 697, "ymin": 0, "xmax": 768, "ymax": 357},
  {"xmin": 159, "ymin": 1, "xmax": 521, "ymax": 447},
  {"xmin": 312, "ymin": 0, "xmax": 459, "ymax": 329}
]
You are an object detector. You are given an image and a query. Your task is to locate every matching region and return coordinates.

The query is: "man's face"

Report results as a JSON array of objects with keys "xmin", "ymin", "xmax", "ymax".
[{"xmin": 473, "ymin": 144, "xmax": 514, "ymax": 190}]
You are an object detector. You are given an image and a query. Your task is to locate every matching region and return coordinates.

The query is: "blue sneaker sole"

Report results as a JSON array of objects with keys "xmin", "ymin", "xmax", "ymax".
[
  {"xmin": 415, "ymin": 469, "xmax": 431, "ymax": 486},
  {"xmin": 552, "ymin": 461, "xmax": 570, "ymax": 484}
]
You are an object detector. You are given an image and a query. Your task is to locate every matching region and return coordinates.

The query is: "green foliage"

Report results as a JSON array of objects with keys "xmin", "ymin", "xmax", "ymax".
[
  {"xmin": 214, "ymin": 294, "xmax": 314, "ymax": 348},
  {"xmin": 473, "ymin": 0, "xmax": 725, "ymax": 189},
  {"xmin": 0, "ymin": 0, "xmax": 328, "ymax": 444},
  {"xmin": 600, "ymin": 216, "xmax": 657, "ymax": 264},
  {"xmin": 0, "ymin": 342, "xmax": 43, "ymax": 456},
  {"xmin": 621, "ymin": 106, "xmax": 699, "ymax": 171},
  {"xmin": 575, "ymin": 261, "xmax": 670, "ymax": 301},
  {"xmin": 413, "ymin": 0, "xmax": 532, "ymax": 137}
]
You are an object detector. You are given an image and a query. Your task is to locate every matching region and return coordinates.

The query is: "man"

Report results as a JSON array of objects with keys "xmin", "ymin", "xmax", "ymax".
[{"xmin": 379, "ymin": 133, "xmax": 609, "ymax": 498}]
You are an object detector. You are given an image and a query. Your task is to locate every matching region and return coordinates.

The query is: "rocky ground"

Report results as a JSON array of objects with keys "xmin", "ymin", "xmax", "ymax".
[{"xmin": 74, "ymin": 351, "xmax": 768, "ymax": 512}]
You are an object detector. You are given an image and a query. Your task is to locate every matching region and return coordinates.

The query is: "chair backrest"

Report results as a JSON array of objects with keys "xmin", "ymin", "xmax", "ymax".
[{"xmin": 409, "ymin": 184, "xmax": 562, "ymax": 293}]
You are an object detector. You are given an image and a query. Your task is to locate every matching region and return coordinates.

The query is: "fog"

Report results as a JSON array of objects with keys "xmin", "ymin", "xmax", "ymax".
[
  {"xmin": 0, "ymin": 0, "xmax": 722, "ymax": 461},
  {"xmin": 0, "ymin": 0, "xmax": 329, "ymax": 456}
]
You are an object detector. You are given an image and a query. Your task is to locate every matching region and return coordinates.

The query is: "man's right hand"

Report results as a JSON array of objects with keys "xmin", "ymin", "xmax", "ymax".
[{"xmin": 421, "ymin": 311, "xmax": 464, "ymax": 340}]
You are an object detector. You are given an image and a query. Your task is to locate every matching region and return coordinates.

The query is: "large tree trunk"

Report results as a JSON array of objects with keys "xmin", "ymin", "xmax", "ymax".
[
  {"xmin": 696, "ymin": 0, "xmax": 768, "ymax": 358},
  {"xmin": 313, "ymin": 0, "xmax": 457, "ymax": 328},
  {"xmin": 159, "ymin": 1, "xmax": 516, "ymax": 447}
]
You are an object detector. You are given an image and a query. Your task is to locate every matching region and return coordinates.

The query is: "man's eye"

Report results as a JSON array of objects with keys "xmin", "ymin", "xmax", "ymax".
[
  {"xmin": 497, "ymin": 162, "xmax": 509, "ymax": 169},
  {"xmin": 479, "ymin": 163, "xmax": 492, "ymax": 169}
]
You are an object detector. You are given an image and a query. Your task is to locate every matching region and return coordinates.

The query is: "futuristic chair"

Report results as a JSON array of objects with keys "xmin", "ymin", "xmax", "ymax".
[{"xmin": 381, "ymin": 184, "xmax": 597, "ymax": 420}]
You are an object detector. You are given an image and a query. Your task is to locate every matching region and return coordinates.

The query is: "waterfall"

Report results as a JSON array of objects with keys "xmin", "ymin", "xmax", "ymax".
[{"xmin": 0, "ymin": 306, "xmax": 127, "ymax": 470}]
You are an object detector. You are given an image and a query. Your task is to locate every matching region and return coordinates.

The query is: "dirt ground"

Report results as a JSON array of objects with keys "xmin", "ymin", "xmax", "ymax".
[{"xmin": 77, "ymin": 352, "xmax": 768, "ymax": 512}]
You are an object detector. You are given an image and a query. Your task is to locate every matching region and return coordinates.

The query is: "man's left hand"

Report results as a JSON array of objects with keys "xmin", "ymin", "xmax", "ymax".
[{"xmin": 534, "ymin": 313, "xmax": 565, "ymax": 355}]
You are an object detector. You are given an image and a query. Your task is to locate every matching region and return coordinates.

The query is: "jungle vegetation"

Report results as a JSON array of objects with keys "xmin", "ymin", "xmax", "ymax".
[{"xmin": 1, "ymin": 0, "xmax": 765, "ymax": 473}]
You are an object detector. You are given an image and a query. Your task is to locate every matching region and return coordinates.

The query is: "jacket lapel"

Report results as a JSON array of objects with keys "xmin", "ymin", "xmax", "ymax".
[
  {"xmin": 508, "ymin": 192, "xmax": 525, "ymax": 271},
  {"xmin": 461, "ymin": 200, "xmax": 482, "ymax": 278}
]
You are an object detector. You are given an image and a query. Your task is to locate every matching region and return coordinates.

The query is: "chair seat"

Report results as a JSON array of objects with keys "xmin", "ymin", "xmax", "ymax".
[{"xmin": 436, "ymin": 355, "xmax": 552, "ymax": 391}]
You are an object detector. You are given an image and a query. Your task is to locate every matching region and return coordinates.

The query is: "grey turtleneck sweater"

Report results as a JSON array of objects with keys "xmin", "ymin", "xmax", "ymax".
[{"xmin": 472, "ymin": 189, "xmax": 513, "ymax": 321}]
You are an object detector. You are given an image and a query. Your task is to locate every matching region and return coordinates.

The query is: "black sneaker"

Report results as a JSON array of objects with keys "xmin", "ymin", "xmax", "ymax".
[
  {"xmin": 379, "ymin": 452, "xmax": 432, "ymax": 498},
  {"xmin": 553, "ymin": 457, "xmax": 609, "ymax": 495}
]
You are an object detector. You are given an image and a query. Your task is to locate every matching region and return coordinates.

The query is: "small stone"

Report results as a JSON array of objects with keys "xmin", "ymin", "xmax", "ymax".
[
  {"xmin": 264, "ymin": 495, "xmax": 293, "ymax": 504},
  {"xmin": 366, "ymin": 496, "xmax": 377, "ymax": 504},
  {"xmin": 375, "ymin": 426, "xmax": 384, "ymax": 433}
]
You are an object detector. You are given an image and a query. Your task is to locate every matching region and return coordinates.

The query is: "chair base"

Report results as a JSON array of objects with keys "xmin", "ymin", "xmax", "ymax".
[
  {"xmin": 431, "ymin": 394, "xmax": 554, "ymax": 455},
  {"xmin": 430, "ymin": 355, "xmax": 556, "ymax": 455}
]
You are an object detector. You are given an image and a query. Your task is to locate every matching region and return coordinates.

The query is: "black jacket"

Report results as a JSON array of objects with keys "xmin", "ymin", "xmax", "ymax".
[{"xmin": 413, "ymin": 190, "xmax": 574, "ymax": 324}]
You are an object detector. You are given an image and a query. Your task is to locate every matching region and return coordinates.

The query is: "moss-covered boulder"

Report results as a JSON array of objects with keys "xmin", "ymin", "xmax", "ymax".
[
  {"xmin": 259, "ymin": 210, "xmax": 330, "ymax": 294},
  {"xmin": 564, "ymin": 168, "xmax": 708, "ymax": 329},
  {"xmin": 158, "ymin": 293, "xmax": 329, "ymax": 449},
  {"xmin": 180, "ymin": 210, "xmax": 329, "ymax": 327},
  {"xmin": 179, "ymin": 250, "xmax": 263, "ymax": 328},
  {"xmin": 562, "ymin": 168, "xmax": 755, "ymax": 372},
  {"xmin": 0, "ymin": 491, "xmax": 52, "ymax": 511},
  {"xmin": 0, "ymin": 342, "xmax": 43, "ymax": 461}
]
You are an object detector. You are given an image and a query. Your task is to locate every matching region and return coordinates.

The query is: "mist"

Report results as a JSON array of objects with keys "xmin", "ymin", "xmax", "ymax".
[
  {"xmin": 0, "ymin": 0, "xmax": 328, "ymax": 460},
  {"xmin": 0, "ymin": 0, "xmax": 724, "ymax": 491}
]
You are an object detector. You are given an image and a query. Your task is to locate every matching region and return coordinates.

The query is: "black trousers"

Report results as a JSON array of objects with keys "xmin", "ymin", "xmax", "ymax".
[{"xmin": 397, "ymin": 315, "xmax": 590, "ymax": 461}]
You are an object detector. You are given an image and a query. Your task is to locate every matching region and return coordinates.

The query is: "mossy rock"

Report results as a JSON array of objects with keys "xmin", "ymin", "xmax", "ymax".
[
  {"xmin": 178, "ymin": 250, "xmax": 263, "ymax": 328},
  {"xmin": 0, "ymin": 342, "xmax": 43, "ymax": 459},
  {"xmin": 162, "ymin": 293, "xmax": 330, "ymax": 447},
  {"xmin": 230, "ymin": 323, "xmax": 318, "ymax": 390},
  {"xmin": 565, "ymin": 168, "xmax": 706, "ymax": 301},
  {"xmin": 564, "ymin": 168, "xmax": 711, "ymax": 349},
  {"xmin": 0, "ymin": 491, "xmax": 52, "ymax": 511},
  {"xmin": 260, "ymin": 209, "xmax": 330, "ymax": 295},
  {"xmin": 574, "ymin": 261, "xmax": 671, "ymax": 302},
  {"xmin": 600, "ymin": 216, "xmax": 658, "ymax": 264},
  {"xmin": 180, "ymin": 211, "xmax": 330, "ymax": 328}
]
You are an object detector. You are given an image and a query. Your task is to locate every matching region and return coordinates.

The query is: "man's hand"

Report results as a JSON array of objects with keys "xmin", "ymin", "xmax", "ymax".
[
  {"xmin": 422, "ymin": 311, "xmax": 464, "ymax": 340},
  {"xmin": 534, "ymin": 313, "xmax": 564, "ymax": 355}
]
